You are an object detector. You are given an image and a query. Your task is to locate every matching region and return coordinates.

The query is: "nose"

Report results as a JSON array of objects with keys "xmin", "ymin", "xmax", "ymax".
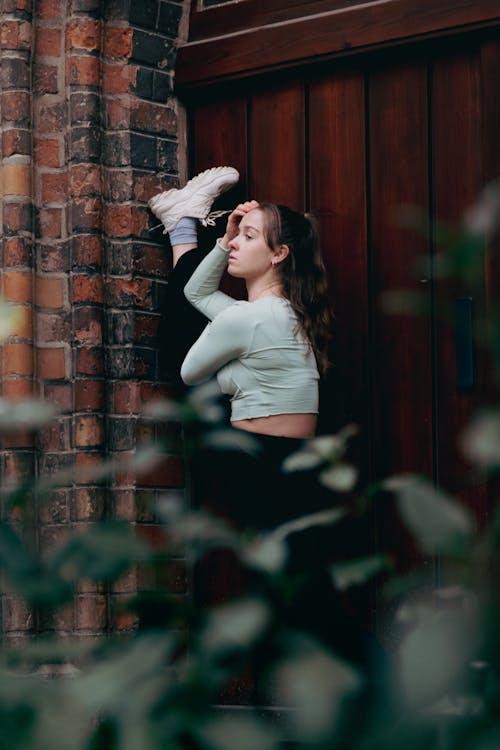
[{"xmin": 228, "ymin": 236, "xmax": 238, "ymax": 251}]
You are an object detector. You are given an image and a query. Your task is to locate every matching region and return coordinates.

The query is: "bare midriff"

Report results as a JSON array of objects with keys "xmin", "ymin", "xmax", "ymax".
[{"xmin": 231, "ymin": 413, "xmax": 317, "ymax": 439}]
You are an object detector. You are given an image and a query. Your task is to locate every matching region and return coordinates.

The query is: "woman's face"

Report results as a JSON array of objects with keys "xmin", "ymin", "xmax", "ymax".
[{"xmin": 226, "ymin": 208, "xmax": 276, "ymax": 280}]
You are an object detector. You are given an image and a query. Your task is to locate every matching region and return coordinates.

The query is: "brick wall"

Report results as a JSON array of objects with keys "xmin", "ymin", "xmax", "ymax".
[{"xmin": 0, "ymin": 0, "xmax": 189, "ymax": 641}]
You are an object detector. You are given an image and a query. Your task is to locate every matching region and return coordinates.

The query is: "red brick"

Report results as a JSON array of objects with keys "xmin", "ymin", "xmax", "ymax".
[
  {"xmin": 36, "ymin": 346, "xmax": 67, "ymax": 379},
  {"xmin": 1, "ymin": 431, "xmax": 34, "ymax": 450},
  {"xmin": 75, "ymin": 347, "xmax": 104, "ymax": 376},
  {"xmin": 34, "ymin": 64, "xmax": 58, "ymax": 94},
  {"xmin": 103, "ymin": 203, "xmax": 132, "ymax": 238},
  {"xmin": 133, "ymin": 245, "xmax": 168, "ymax": 276},
  {"xmin": 75, "ymin": 379, "xmax": 105, "ymax": 411},
  {"xmin": 102, "ymin": 62, "xmax": 129, "ymax": 94},
  {"xmin": 2, "ymin": 91, "xmax": 30, "ymax": 122},
  {"xmin": 135, "ymin": 313, "xmax": 158, "ymax": 342},
  {"xmin": 37, "ymin": 0, "xmax": 62, "ymax": 19},
  {"xmin": 3, "ymin": 202, "xmax": 31, "ymax": 233},
  {"xmin": 66, "ymin": 18, "xmax": 100, "ymax": 51},
  {"xmin": 35, "ymin": 275, "xmax": 65, "ymax": 309},
  {"xmin": 68, "ymin": 55, "xmax": 100, "ymax": 86},
  {"xmin": 133, "ymin": 172, "xmax": 163, "ymax": 202},
  {"xmin": 34, "ymin": 138, "xmax": 61, "ymax": 168},
  {"xmin": 52, "ymin": 604, "xmax": 75, "ymax": 632},
  {"xmin": 36, "ymin": 311, "xmax": 71, "ymax": 343},
  {"xmin": 7, "ymin": 305, "xmax": 32, "ymax": 339},
  {"xmin": 3, "ymin": 451, "xmax": 34, "ymax": 484},
  {"xmin": 113, "ymin": 381, "xmax": 139, "ymax": 414},
  {"xmin": 111, "ymin": 600, "xmax": 139, "ymax": 631},
  {"xmin": 104, "ymin": 26, "xmax": 132, "ymax": 58},
  {"xmin": 74, "ymin": 487, "xmax": 105, "ymax": 521},
  {"xmin": 104, "ymin": 99, "xmax": 130, "ymax": 130},
  {"xmin": 72, "ymin": 197, "xmax": 101, "ymax": 231},
  {"xmin": 4, "ymin": 237, "xmax": 32, "ymax": 267},
  {"xmin": 44, "ymin": 382, "xmax": 73, "ymax": 412},
  {"xmin": 131, "ymin": 206, "xmax": 150, "ymax": 238},
  {"xmin": 36, "ymin": 102, "xmax": 67, "ymax": 133},
  {"xmin": 70, "ymin": 164, "xmax": 100, "ymax": 197},
  {"xmin": 2, "ymin": 342, "xmax": 33, "ymax": 376},
  {"xmin": 41, "ymin": 171, "xmax": 68, "ymax": 203},
  {"xmin": 75, "ymin": 595, "xmax": 107, "ymax": 630},
  {"xmin": 103, "ymin": 169, "xmax": 132, "ymax": 202},
  {"xmin": 75, "ymin": 451, "xmax": 104, "ymax": 482},
  {"xmin": 72, "ymin": 235, "xmax": 102, "ymax": 268},
  {"xmin": 1, "ymin": 596, "xmax": 34, "ymax": 632},
  {"xmin": 2, "ymin": 270, "xmax": 32, "ymax": 303},
  {"xmin": 38, "ymin": 418, "xmax": 71, "ymax": 451},
  {"xmin": 0, "ymin": 20, "xmax": 31, "ymax": 50},
  {"xmin": 3, "ymin": 378, "xmax": 33, "ymax": 400},
  {"xmin": 72, "ymin": 274, "xmax": 104, "ymax": 304},
  {"xmin": 3, "ymin": 129, "xmax": 31, "ymax": 157},
  {"xmin": 75, "ymin": 415, "xmax": 104, "ymax": 447},
  {"xmin": 112, "ymin": 489, "xmax": 136, "ymax": 520},
  {"xmin": 35, "ymin": 26, "xmax": 61, "ymax": 55},
  {"xmin": 130, "ymin": 101, "xmax": 177, "ymax": 135},
  {"xmin": 2, "ymin": 164, "xmax": 31, "ymax": 196},
  {"xmin": 38, "ymin": 207, "xmax": 64, "ymax": 239},
  {"xmin": 106, "ymin": 278, "xmax": 153, "ymax": 309}
]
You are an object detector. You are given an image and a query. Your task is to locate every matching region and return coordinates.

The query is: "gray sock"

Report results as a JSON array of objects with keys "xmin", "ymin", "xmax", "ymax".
[{"xmin": 169, "ymin": 217, "xmax": 197, "ymax": 246}]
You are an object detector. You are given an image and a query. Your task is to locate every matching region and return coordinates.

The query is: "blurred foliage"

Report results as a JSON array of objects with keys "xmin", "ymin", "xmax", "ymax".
[{"xmin": 2, "ymin": 184, "xmax": 500, "ymax": 748}]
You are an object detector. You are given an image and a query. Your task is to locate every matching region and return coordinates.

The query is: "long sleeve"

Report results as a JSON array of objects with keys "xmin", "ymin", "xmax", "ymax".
[
  {"xmin": 183, "ymin": 240, "xmax": 235, "ymax": 320},
  {"xmin": 180, "ymin": 302, "xmax": 253, "ymax": 385}
]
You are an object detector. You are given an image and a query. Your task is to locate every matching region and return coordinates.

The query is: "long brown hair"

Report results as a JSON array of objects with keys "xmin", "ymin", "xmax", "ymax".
[{"xmin": 258, "ymin": 203, "xmax": 333, "ymax": 376}]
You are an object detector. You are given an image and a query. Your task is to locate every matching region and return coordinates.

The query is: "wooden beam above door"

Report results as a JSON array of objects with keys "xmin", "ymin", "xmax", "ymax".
[{"xmin": 176, "ymin": 0, "xmax": 500, "ymax": 92}]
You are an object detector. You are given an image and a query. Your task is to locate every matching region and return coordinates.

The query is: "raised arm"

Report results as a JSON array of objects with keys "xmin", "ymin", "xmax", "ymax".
[{"xmin": 183, "ymin": 240, "xmax": 235, "ymax": 320}]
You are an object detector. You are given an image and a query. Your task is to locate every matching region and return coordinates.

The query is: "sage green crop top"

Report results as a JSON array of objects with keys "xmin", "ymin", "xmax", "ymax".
[{"xmin": 181, "ymin": 241, "xmax": 319, "ymax": 421}]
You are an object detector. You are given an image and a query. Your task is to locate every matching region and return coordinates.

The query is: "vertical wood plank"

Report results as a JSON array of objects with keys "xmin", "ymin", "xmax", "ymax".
[
  {"xmin": 369, "ymin": 63, "xmax": 434, "ymax": 481},
  {"xmin": 191, "ymin": 96, "xmax": 248, "ymax": 196},
  {"xmin": 309, "ymin": 72, "xmax": 370, "ymax": 457},
  {"xmin": 480, "ymin": 39, "xmax": 500, "ymax": 400},
  {"xmin": 432, "ymin": 50, "xmax": 488, "ymax": 518},
  {"xmin": 249, "ymin": 82, "xmax": 306, "ymax": 209}
]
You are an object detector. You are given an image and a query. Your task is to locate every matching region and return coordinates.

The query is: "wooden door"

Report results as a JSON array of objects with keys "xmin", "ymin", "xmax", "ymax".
[{"xmin": 187, "ymin": 33, "xmax": 500, "ymax": 516}]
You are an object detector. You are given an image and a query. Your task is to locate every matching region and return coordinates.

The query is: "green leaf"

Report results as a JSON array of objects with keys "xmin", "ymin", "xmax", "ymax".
[
  {"xmin": 384, "ymin": 475, "xmax": 473, "ymax": 554},
  {"xmin": 282, "ymin": 425, "xmax": 358, "ymax": 473},
  {"xmin": 0, "ymin": 398, "xmax": 58, "ymax": 431},
  {"xmin": 200, "ymin": 715, "xmax": 279, "ymax": 750},
  {"xmin": 399, "ymin": 610, "xmax": 476, "ymax": 707},
  {"xmin": 49, "ymin": 522, "xmax": 150, "ymax": 581},
  {"xmin": 0, "ymin": 302, "xmax": 26, "ymax": 343},
  {"xmin": 460, "ymin": 410, "xmax": 500, "ymax": 469},
  {"xmin": 331, "ymin": 555, "xmax": 390, "ymax": 591},
  {"xmin": 269, "ymin": 635, "xmax": 362, "ymax": 743},
  {"xmin": 319, "ymin": 463, "xmax": 358, "ymax": 492},
  {"xmin": 242, "ymin": 534, "xmax": 288, "ymax": 574},
  {"xmin": 200, "ymin": 598, "xmax": 270, "ymax": 654},
  {"xmin": 272, "ymin": 507, "xmax": 346, "ymax": 542}
]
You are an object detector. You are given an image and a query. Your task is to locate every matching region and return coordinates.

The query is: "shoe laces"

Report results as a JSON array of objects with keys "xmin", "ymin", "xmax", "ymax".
[
  {"xmin": 149, "ymin": 209, "xmax": 232, "ymax": 234},
  {"xmin": 201, "ymin": 209, "xmax": 231, "ymax": 227}
]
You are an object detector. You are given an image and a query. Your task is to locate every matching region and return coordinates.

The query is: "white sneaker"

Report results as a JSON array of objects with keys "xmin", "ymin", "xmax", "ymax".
[{"xmin": 148, "ymin": 166, "xmax": 239, "ymax": 234}]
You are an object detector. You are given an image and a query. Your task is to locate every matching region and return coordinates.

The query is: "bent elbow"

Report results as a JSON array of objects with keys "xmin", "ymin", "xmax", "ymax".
[{"xmin": 180, "ymin": 361, "xmax": 205, "ymax": 386}]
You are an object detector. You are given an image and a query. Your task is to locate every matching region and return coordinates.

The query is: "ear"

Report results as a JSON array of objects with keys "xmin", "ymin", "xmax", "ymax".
[{"xmin": 272, "ymin": 244, "xmax": 289, "ymax": 265}]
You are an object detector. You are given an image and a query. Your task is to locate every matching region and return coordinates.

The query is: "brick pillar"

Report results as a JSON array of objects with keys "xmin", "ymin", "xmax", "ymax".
[
  {"xmin": 0, "ymin": 0, "xmax": 36, "ymax": 642},
  {"xmin": 0, "ymin": 0, "xmax": 191, "ymax": 641}
]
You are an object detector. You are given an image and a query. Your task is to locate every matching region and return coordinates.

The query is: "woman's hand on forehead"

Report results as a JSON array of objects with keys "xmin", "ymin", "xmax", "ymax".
[{"xmin": 225, "ymin": 200, "xmax": 260, "ymax": 240}]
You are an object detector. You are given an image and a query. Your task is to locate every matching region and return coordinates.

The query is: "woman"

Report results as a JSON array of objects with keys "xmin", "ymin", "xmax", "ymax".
[
  {"xmin": 150, "ymin": 169, "xmax": 373, "ymax": 668},
  {"xmin": 150, "ymin": 166, "xmax": 332, "ymax": 442}
]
